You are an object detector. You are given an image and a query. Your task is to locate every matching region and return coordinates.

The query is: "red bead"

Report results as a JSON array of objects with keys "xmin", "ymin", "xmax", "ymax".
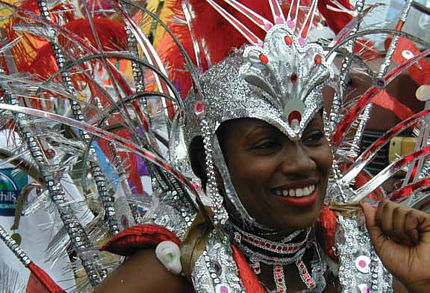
[
  {"xmin": 288, "ymin": 110, "xmax": 302, "ymax": 125},
  {"xmin": 194, "ymin": 101, "xmax": 205, "ymax": 116},
  {"xmin": 290, "ymin": 73, "xmax": 298, "ymax": 83},
  {"xmin": 314, "ymin": 54, "xmax": 322, "ymax": 64},
  {"xmin": 284, "ymin": 35, "xmax": 293, "ymax": 46},
  {"xmin": 45, "ymin": 149, "xmax": 56, "ymax": 159},
  {"xmin": 259, "ymin": 54, "xmax": 269, "ymax": 64}
]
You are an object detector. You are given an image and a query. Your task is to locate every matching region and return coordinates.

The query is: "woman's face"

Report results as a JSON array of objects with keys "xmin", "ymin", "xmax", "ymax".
[{"xmin": 219, "ymin": 114, "xmax": 332, "ymax": 231}]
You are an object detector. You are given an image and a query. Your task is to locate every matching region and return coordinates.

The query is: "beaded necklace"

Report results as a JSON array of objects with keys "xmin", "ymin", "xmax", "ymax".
[{"xmin": 229, "ymin": 224, "xmax": 327, "ymax": 292}]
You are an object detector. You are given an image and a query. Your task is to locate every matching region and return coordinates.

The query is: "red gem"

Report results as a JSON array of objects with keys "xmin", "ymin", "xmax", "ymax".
[
  {"xmin": 314, "ymin": 54, "xmax": 322, "ymax": 64},
  {"xmin": 271, "ymin": 244, "xmax": 276, "ymax": 249},
  {"xmin": 288, "ymin": 110, "xmax": 302, "ymax": 125},
  {"xmin": 259, "ymin": 54, "xmax": 269, "ymax": 64},
  {"xmin": 284, "ymin": 35, "xmax": 292, "ymax": 46},
  {"xmin": 45, "ymin": 149, "xmax": 56, "ymax": 159},
  {"xmin": 194, "ymin": 101, "xmax": 205, "ymax": 116},
  {"xmin": 290, "ymin": 73, "xmax": 298, "ymax": 83},
  {"xmin": 121, "ymin": 215, "xmax": 129, "ymax": 228}
]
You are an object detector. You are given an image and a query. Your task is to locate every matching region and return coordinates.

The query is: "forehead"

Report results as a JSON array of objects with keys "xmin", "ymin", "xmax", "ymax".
[{"xmin": 218, "ymin": 114, "xmax": 323, "ymax": 141}]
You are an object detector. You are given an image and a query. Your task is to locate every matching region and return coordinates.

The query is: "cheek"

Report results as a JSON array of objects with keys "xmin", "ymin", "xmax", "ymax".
[
  {"xmin": 315, "ymin": 145, "xmax": 333, "ymax": 173},
  {"xmin": 228, "ymin": 157, "xmax": 273, "ymax": 190}
]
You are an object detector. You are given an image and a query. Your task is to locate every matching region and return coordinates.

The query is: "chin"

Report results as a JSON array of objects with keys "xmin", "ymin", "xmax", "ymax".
[{"xmin": 274, "ymin": 202, "xmax": 324, "ymax": 230}]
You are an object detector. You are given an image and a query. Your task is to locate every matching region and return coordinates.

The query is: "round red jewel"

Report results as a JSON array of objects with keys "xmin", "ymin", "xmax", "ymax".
[
  {"xmin": 259, "ymin": 54, "xmax": 269, "ymax": 64},
  {"xmin": 45, "ymin": 149, "xmax": 56, "ymax": 159},
  {"xmin": 290, "ymin": 73, "xmax": 298, "ymax": 83},
  {"xmin": 288, "ymin": 110, "xmax": 302, "ymax": 125},
  {"xmin": 314, "ymin": 54, "xmax": 322, "ymax": 64},
  {"xmin": 194, "ymin": 101, "xmax": 205, "ymax": 117},
  {"xmin": 284, "ymin": 35, "xmax": 292, "ymax": 46}
]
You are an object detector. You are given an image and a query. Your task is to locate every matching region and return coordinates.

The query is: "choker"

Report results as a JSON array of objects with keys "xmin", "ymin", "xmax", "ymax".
[{"xmin": 229, "ymin": 224, "xmax": 327, "ymax": 292}]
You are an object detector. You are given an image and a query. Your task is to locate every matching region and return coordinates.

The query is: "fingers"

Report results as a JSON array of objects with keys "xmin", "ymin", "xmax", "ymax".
[
  {"xmin": 360, "ymin": 201, "xmax": 376, "ymax": 227},
  {"xmin": 378, "ymin": 200, "xmax": 394, "ymax": 237},
  {"xmin": 404, "ymin": 210, "xmax": 419, "ymax": 244},
  {"xmin": 373, "ymin": 200, "xmax": 425, "ymax": 246},
  {"xmin": 360, "ymin": 201, "xmax": 386, "ymax": 253}
]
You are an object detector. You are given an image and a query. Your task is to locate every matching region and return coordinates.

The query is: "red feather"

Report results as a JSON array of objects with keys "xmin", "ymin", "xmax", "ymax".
[{"xmin": 159, "ymin": 0, "xmax": 362, "ymax": 97}]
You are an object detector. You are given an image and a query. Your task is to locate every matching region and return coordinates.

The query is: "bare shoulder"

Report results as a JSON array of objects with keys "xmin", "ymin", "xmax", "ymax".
[{"xmin": 94, "ymin": 248, "xmax": 193, "ymax": 293}]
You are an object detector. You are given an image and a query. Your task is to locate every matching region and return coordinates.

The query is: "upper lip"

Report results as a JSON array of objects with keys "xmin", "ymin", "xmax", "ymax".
[{"xmin": 271, "ymin": 179, "xmax": 319, "ymax": 191}]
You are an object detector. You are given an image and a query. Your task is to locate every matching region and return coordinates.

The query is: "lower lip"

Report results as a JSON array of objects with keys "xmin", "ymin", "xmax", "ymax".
[{"xmin": 275, "ymin": 189, "xmax": 318, "ymax": 207}]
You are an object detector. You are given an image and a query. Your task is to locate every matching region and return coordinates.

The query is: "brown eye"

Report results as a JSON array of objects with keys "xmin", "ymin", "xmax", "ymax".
[
  {"xmin": 252, "ymin": 139, "xmax": 281, "ymax": 153},
  {"xmin": 302, "ymin": 131, "xmax": 324, "ymax": 146}
]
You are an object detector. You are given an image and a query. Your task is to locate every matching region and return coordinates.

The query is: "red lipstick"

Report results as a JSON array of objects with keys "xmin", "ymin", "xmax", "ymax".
[{"xmin": 276, "ymin": 189, "xmax": 318, "ymax": 207}]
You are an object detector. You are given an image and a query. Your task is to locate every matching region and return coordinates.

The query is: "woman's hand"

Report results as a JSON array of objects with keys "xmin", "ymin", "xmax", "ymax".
[{"xmin": 361, "ymin": 200, "xmax": 430, "ymax": 292}]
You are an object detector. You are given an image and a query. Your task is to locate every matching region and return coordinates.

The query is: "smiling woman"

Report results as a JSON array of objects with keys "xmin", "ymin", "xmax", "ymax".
[
  {"xmin": 216, "ymin": 116, "xmax": 332, "ymax": 231},
  {"xmin": 95, "ymin": 0, "xmax": 430, "ymax": 291},
  {"xmin": 2, "ymin": 0, "xmax": 430, "ymax": 292}
]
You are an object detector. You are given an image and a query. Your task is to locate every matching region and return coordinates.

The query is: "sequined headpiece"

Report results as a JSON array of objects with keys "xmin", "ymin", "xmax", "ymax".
[{"xmin": 176, "ymin": 0, "xmax": 339, "ymax": 226}]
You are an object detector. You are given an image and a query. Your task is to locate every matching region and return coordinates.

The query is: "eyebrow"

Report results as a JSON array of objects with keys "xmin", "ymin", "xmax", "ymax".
[{"xmin": 245, "ymin": 124, "xmax": 278, "ymax": 139}]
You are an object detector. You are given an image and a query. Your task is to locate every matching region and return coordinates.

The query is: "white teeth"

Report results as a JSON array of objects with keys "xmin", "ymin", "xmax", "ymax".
[{"xmin": 274, "ymin": 185, "xmax": 316, "ymax": 198}]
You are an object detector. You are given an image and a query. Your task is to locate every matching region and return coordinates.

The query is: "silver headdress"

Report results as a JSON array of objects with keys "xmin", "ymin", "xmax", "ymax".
[
  {"xmin": 0, "ymin": 0, "xmax": 429, "ymax": 291},
  {"xmin": 177, "ymin": 0, "xmax": 338, "ymax": 226}
]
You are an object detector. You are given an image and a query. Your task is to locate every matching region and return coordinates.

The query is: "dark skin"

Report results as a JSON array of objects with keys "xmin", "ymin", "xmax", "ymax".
[
  {"xmin": 218, "ymin": 116, "xmax": 332, "ymax": 291},
  {"xmin": 218, "ymin": 116, "xmax": 332, "ymax": 232},
  {"xmin": 95, "ymin": 116, "xmax": 430, "ymax": 292}
]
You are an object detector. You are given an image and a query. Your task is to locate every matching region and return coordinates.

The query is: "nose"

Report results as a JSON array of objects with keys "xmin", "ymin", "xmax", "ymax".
[{"xmin": 279, "ymin": 143, "xmax": 317, "ymax": 176}]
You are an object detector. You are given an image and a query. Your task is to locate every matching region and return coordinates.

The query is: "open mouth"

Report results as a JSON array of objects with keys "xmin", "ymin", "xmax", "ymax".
[
  {"xmin": 272, "ymin": 184, "xmax": 316, "ymax": 197},
  {"xmin": 271, "ymin": 184, "xmax": 319, "ymax": 207}
]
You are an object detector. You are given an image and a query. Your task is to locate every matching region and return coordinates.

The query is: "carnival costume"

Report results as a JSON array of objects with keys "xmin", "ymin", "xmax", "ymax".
[{"xmin": 0, "ymin": 0, "xmax": 429, "ymax": 292}]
